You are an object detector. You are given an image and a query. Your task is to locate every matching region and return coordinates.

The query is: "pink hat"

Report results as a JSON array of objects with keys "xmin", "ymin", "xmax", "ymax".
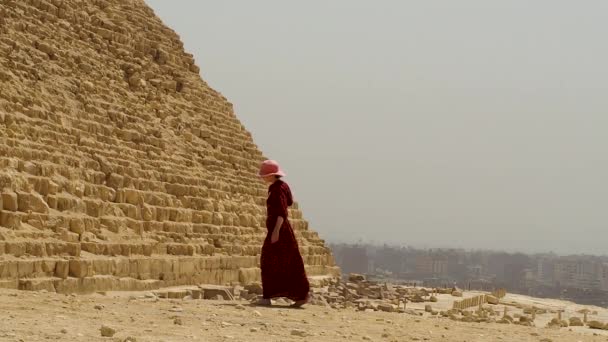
[{"xmin": 258, "ymin": 160, "xmax": 286, "ymax": 178}]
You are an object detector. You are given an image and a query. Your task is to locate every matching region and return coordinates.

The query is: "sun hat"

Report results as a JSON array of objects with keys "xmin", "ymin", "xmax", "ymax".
[{"xmin": 258, "ymin": 160, "xmax": 286, "ymax": 178}]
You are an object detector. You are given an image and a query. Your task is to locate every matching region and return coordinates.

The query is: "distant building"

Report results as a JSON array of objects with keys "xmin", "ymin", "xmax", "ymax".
[
  {"xmin": 601, "ymin": 263, "xmax": 608, "ymax": 291},
  {"xmin": 554, "ymin": 258, "xmax": 602, "ymax": 290},
  {"xmin": 330, "ymin": 244, "xmax": 368, "ymax": 274},
  {"xmin": 537, "ymin": 257, "xmax": 556, "ymax": 284},
  {"xmin": 415, "ymin": 254, "xmax": 448, "ymax": 277}
]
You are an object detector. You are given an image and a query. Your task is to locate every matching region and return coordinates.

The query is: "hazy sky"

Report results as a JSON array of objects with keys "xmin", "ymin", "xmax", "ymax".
[{"xmin": 146, "ymin": 1, "xmax": 607, "ymax": 255}]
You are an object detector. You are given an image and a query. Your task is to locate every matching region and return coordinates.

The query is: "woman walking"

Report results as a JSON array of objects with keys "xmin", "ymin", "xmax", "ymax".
[{"xmin": 257, "ymin": 160, "xmax": 310, "ymax": 307}]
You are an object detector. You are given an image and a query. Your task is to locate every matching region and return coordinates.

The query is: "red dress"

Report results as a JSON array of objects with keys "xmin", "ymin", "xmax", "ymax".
[{"xmin": 260, "ymin": 180, "xmax": 310, "ymax": 301}]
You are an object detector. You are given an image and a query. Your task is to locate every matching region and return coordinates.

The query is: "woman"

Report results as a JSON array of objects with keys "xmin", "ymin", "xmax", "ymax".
[{"xmin": 257, "ymin": 160, "xmax": 310, "ymax": 307}]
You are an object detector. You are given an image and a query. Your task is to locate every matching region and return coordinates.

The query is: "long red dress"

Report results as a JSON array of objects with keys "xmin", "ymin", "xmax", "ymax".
[{"xmin": 260, "ymin": 180, "xmax": 310, "ymax": 301}]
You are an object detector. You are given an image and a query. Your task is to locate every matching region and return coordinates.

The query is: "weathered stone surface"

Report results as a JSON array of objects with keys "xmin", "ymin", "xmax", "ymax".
[{"xmin": 0, "ymin": 0, "xmax": 339, "ymax": 293}]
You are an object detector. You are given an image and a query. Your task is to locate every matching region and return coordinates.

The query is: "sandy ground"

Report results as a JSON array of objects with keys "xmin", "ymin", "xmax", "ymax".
[{"xmin": 0, "ymin": 288, "xmax": 607, "ymax": 342}]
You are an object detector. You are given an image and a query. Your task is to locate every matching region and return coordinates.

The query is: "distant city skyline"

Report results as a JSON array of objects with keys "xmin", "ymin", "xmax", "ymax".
[
  {"xmin": 146, "ymin": 1, "xmax": 608, "ymax": 254},
  {"xmin": 330, "ymin": 242, "xmax": 608, "ymax": 306}
]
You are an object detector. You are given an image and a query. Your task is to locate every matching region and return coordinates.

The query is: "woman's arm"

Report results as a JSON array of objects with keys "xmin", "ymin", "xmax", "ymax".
[{"xmin": 271, "ymin": 216, "xmax": 284, "ymax": 243}]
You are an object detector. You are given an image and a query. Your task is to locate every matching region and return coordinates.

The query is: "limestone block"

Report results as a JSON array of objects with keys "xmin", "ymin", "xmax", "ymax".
[
  {"xmin": 107, "ymin": 173, "xmax": 124, "ymax": 189},
  {"xmin": 0, "ymin": 279, "xmax": 18, "ymax": 290},
  {"xmin": 2, "ymin": 192, "xmax": 18, "ymax": 211},
  {"xmin": 6, "ymin": 242, "xmax": 25, "ymax": 257},
  {"xmin": 25, "ymin": 242, "xmax": 46, "ymax": 257},
  {"xmin": 17, "ymin": 260, "xmax": 35, "ymax": 277},
  {"xmin": 200, "ymin": 285, "xmax": 234, "ymax": 300},
  {"xmin": 486, "ymin": 295, "xmax": 499, "ymax": 305},
  {"xmin": 46, "ymin": 195, "xmax": 57, "ymax": 209},
  {"xmin": 239, "ymin": 268, "xmax": 260, "ymax": 285},
  {"xmin": 55, "ymin": 260, "xmax": 69, "ymax": 279},
  {"xmin": 69, "ymin": 259, "xmax": 93, "ymax": 278},
  {"xmin": 70, "ymin": 217, "xmax": 85, "ymax": 234},
  {"xmin": 19, "ymin": 278, "xmax": 56, "ymax": 292},
  {"xmin": 588, "ymin": 321, "xmax": 607, "ymax": 330},
  {"xmin": 0, "ymin": 211, "xmax": 22, "ymax": 229}
]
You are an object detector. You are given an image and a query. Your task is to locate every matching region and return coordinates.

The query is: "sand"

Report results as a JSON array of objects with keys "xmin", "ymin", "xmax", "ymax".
[{"xmin": 1, "ymin": 288, "xmax": 607, "ymax": 342}]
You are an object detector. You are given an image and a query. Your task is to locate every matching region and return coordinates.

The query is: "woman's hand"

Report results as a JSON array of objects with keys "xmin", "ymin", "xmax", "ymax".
[
  {"xmin": 271, "ymin": 217, "xmax": 284, "ymax": 244},
  {"xmin": 271, "ymin": 230, "xmax": 280, "ymax": 243}
]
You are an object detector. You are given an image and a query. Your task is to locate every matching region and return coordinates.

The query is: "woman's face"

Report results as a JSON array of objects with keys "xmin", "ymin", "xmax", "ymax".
[{"xmin": 262, "ymin": 175, "xmax": 275, "ymax": 184}]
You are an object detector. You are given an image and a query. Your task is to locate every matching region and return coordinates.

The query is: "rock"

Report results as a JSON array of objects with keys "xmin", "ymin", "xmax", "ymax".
[
  {"xmin": 253, "ymin": 310, "xmax": 262, "ymax": 317},
  {"xmin": 588, "ymin": 321, "xmax": 606, "ymax": 330},
  {"xmin": 60, "ymin": 328, "xmax": 67, "ymax": 334},
  {"xmin": 451, "ymin": 290, "xmax": 463, "ymax": 297},
  {"xmin": 94, "ymin": 304, "xmax": 104, "ymax": 310},
  {"xmin": 2, "ymin": 192, "xmax": 18, "ymax": 211},
  {"xmin": 546, "ymin": 318, "xmax": 568, "ymax": 328},
  {"xmin": 378, "ymin": 303, "xmax": 396, "ymax": 312},
  {"xmin": 425, "ymin": 305, "xmax": 433, "ymax": 313},
  {"xmin": 429, "ymin": 296, "xmax": 438, "ymax": 302},
  {"xmin": 250, "ymin": 327, "xmax": 259, "ymax": 332},
  {"xmin": 174, "ymin": 318, "xmax": 183, "ymax": 325},
  {"xmin": 485, "ymin": 295, "xmax": 499, "ymax": 305},
  {"xmin": 291, "ymin": 329, "xmax": 309, "ymax": 337},
  {"xmin": 100, "ymin": 325, "xmax": 116, "ymax": 337},
  {"xmin": 123, "ymin": 337, "xmax": 137, "ymax": 342},
  {"xmin": 235, "ymin": 304, "xmax": 245, "ymax": 310},
  {"xmin": 200, "ymin": 285, "xmax": 234, "ymax": 300},
  {"xmin": 221, "ymin": 322, "xmax": 233, "ymax": 328},
  {"xmin": 348, "ymin": 273, "xmax": 366, "ymax": 282},
  {"xmin": 569, "ymin": 317, "xmax": 584, "ymax": 326},
  {"xmin": 519, "ymin": 315, "xmax": 533, "ymax": 324},
  {"xmin": 244, "ymin": 283, "xmax": 263, "ymax": 295}
]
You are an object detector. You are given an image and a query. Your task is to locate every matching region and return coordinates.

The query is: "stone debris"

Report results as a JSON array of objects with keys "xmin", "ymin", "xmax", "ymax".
[
  {"xmin": 100, "ymin": 325, "xmax": 116, "ymax": 337},
  {"xmin": 587, "ymin": 320, "xmax": 608, "ymax": 330},
  {"xmin": 308, "ymin": 274, "xmax": 454, "ymax": 316},
  {"xmin": 568, "ymin": 317, "xmax": 584, "ymax": 327},
  {"xmin": 290, "ymin": 329, "xmax": 309, "ymax": 337},
  {"xmin": 300, "ymin": 274, "xmax": 608, "ymax": 332}
]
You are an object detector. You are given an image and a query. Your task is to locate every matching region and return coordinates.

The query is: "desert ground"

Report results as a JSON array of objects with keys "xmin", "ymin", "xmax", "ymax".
[{"xmin": 1, "ymin": 287, "xmax": 607, "ymax": 342}]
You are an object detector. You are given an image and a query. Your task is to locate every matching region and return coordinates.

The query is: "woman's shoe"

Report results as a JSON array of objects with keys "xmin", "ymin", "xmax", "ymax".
[{"xmin": 290, "ymin": 294, "xmax": 309, "ymax": 308}]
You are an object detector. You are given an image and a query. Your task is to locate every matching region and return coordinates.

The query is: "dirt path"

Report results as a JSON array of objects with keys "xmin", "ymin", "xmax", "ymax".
[{"xmin": 0, "ymin": 289, "xmax": 606, "ymax": 342}]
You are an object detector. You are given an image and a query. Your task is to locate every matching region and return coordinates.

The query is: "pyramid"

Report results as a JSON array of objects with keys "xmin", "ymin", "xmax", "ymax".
[{"xmin": 0, "ymin": 0, "xmax": 338, "ymax": 293}]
